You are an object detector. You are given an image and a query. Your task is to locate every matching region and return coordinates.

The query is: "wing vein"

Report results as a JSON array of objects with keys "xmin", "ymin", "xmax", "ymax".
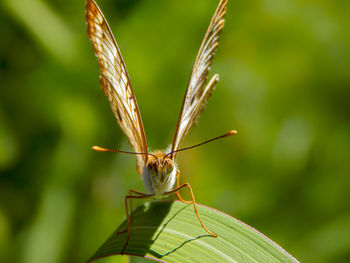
[
  {"xmin": 170, "ymin": 0, "xmax": 228, "ymax": 158},
  {"xmin": 86, "ymin": 0, "xmax": 148, "ymax": 174}
]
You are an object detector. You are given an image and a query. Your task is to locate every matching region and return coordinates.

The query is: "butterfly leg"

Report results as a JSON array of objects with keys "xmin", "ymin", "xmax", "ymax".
[
  {"xmin": 128, "ymin": 189, "xmax": 148, "ymax": 222},
  {"xmin": 175, "ymin": 170, "xmax": 192, "ymax": 204},
  {"xmin": 164, "ymin": 183, "xmax": 217, "ymax": 237},
  {"xmin": 117, "ymin": 189, "xmax": 148, "ymax": 234},
  {"xmin": 117, "ymin": 191, "xmax": 154, "ymax": 254}
]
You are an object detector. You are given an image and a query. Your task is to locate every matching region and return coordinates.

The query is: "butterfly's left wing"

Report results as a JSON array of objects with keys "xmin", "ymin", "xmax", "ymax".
[
  {"xmin": 170, "ymin": 0, "xmax": 228, "ymax": 158},
  {"xmin": 86, "ymin": 0, "xmax": 148, "ymax": 173}
]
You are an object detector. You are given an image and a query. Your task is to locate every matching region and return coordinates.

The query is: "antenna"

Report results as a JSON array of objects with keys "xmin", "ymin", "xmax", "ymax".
[
  {"xmin": 92, "ymin": 146, "xmax": 157, "ymax": 160},
  {"xmin": 166, "ymin": 129, "xmax": 237, "ymax": 158}
]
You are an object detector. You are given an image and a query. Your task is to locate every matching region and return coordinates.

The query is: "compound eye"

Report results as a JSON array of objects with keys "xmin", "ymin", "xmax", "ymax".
[
  {"xmin": 147, "ymin": 162, "xmax": 157, "ymax": 171},
  {"xmin": 163, "ymin": 158, "xmax": 173, "ymax": 170}
]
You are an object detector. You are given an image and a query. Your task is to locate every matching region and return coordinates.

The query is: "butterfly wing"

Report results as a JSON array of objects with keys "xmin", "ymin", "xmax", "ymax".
[
  {"xmin": 86, "ymin": 0, "xmax": 148, "ymax": 173},
  {"xmin": 170, "ymin": 0, "xmax": 228, "ymax": 158}
]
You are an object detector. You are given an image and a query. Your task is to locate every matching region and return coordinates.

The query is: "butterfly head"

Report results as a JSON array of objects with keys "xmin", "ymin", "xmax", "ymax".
[{"xmin": 146, "ymin": 151, "xmax": 174, "ymax": 182}]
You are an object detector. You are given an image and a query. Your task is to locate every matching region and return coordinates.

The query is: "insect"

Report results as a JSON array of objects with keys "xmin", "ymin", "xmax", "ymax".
[{"xmin": 85, "ymin": 0, "xmax": 236, "ymax": 253}]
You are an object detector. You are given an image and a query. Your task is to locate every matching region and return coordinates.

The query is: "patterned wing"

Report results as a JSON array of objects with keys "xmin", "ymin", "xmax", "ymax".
[
  {"xmin": 86, "ymin": 0, "xmax": 148, "ymax": 173},
  {"xmin": 170, "ymin": 0, "xmax": 228, "ymax": 158}
]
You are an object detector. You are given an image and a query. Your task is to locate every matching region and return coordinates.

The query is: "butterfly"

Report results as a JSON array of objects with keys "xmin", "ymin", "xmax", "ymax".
[{"xmin": 85, "ymin": 0, "xmax": 236, "ymax": 253}]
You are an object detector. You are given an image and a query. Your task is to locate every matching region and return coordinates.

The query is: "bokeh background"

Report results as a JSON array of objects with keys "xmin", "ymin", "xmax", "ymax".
[{"xmin": 1, "ymin": 0, "xmax": 349, "ymax": 262}]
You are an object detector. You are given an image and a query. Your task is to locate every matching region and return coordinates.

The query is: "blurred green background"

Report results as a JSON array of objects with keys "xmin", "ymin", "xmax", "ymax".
[{"xmin": 1, "ymin": 0, "xmax": 349, "ymax": 262}]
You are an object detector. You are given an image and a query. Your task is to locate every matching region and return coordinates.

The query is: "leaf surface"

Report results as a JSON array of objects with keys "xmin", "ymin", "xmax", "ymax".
[{"xmin": 89, "ymin": 201, "xmax": 299, "ymax": 263}]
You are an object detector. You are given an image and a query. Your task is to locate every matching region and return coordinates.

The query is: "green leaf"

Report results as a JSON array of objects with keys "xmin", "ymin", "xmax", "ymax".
[{"xmin": 89, "ymin": 201, "xmax": 299, "ymax": 263}]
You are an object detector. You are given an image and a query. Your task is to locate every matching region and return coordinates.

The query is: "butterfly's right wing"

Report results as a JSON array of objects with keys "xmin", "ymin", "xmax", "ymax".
[
  {"xmin": 86, "ymin": 0, "xmax": 148, "ymax": 173},
  {"xmin": 170, "ymin": 0, "xmax": 228, "ymax": 158}
]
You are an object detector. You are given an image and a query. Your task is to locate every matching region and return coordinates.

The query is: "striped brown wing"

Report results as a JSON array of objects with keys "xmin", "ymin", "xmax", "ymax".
[
  {"xmin": 170, "ymin": 0, "xmax": 228, "ymax": 159},
  {"xmin": 86, "ymin": 0, "xmax": 148, "ymax": 173}
]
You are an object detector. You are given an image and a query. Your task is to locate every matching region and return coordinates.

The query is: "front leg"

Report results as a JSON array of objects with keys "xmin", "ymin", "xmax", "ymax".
[
  {"xmin": 164, "ymin": 183, "xmax": 217, "ymax": 237},
  {"xmin": 117, "ymin": 189, "xmax": 148, "ymax": 234},
  {"xmin": 117, "ymin": 190, "xmax": 154, "ymax": 253},
  {"xmin": 128, "ymin": 189, "xmax": 149, "ymax": 222},
  {"xmin": 175, "ymin": 170, "xmax": 192, "ymax": 204}
]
